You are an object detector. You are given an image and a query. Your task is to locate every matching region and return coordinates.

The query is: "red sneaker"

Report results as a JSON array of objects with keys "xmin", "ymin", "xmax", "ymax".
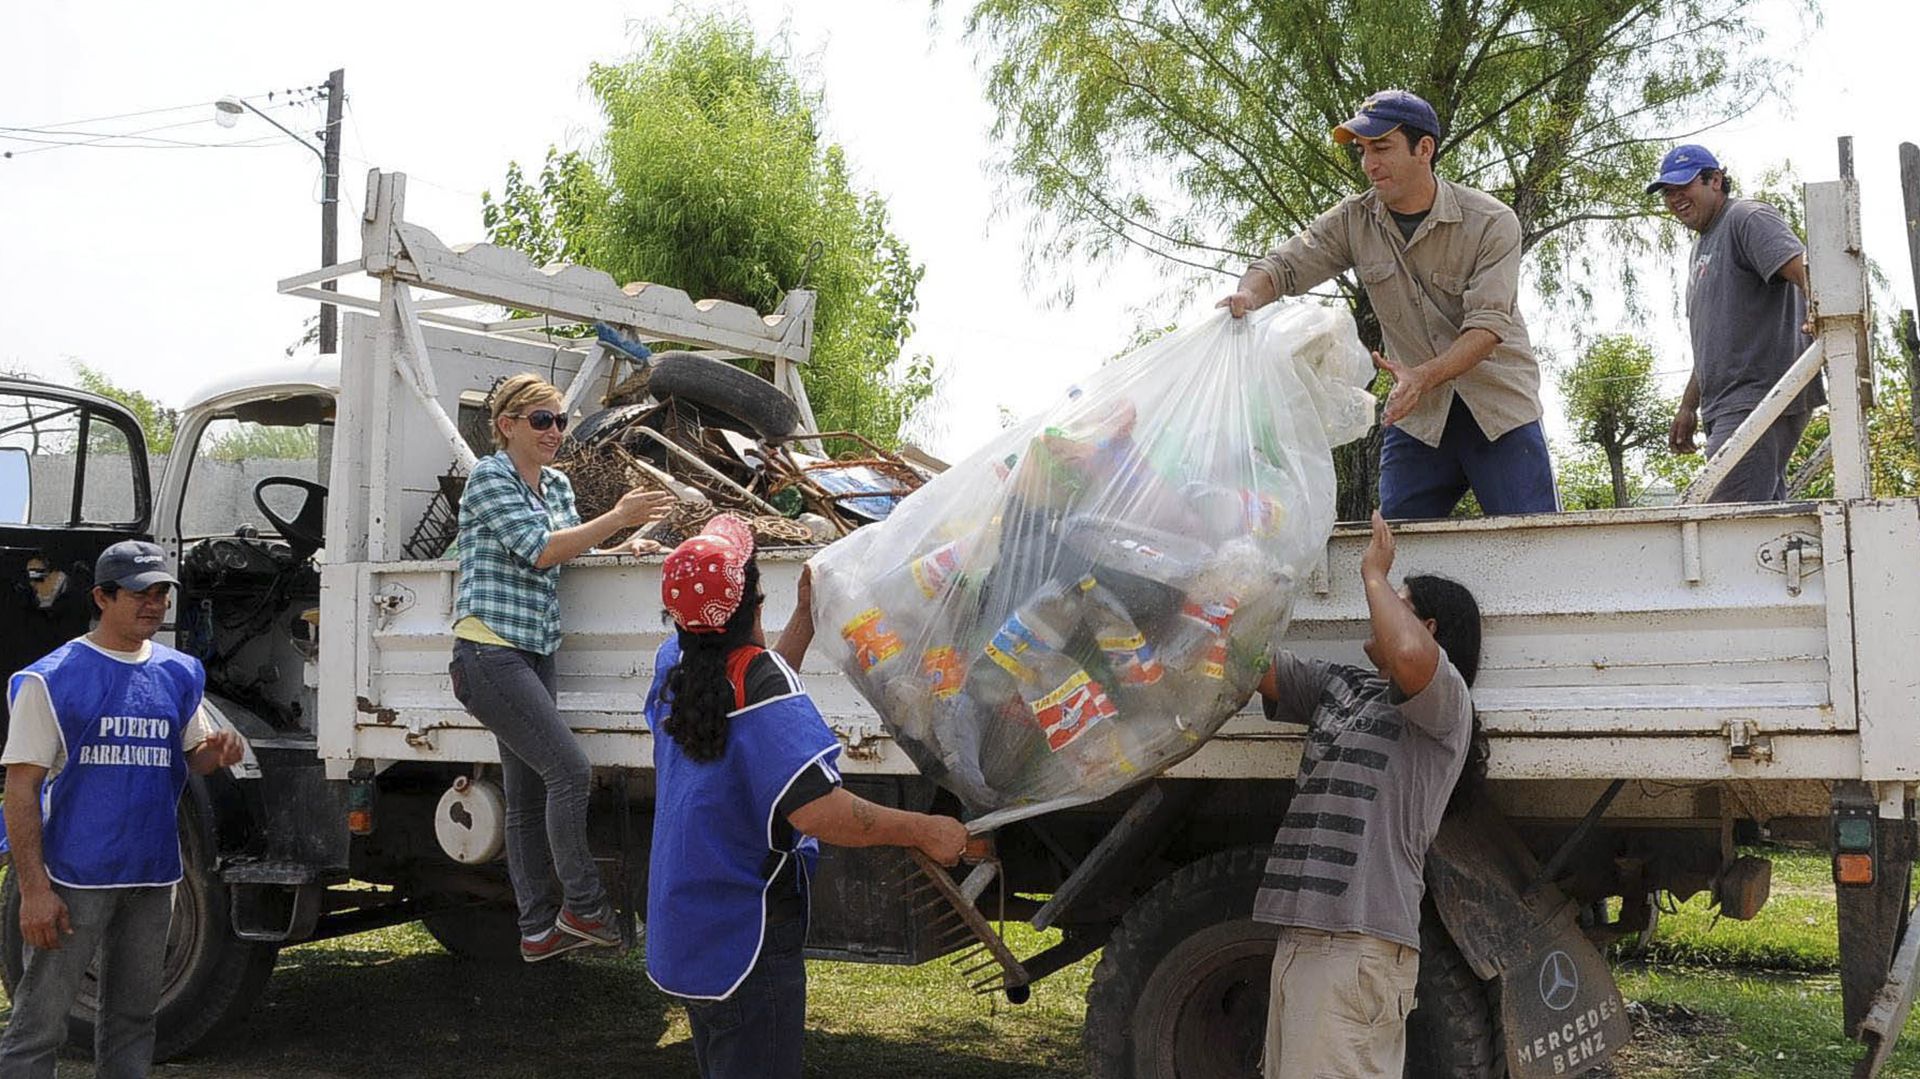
[
  {"xmin": 556, "ymin": 906, "xmax": 622, "ymax": 947},
  {"xmin": 520, "ymin": 927, "xmax": 594, "ymax": 963}
]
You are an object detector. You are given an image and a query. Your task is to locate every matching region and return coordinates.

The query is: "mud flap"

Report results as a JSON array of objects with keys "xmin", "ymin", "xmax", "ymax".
[
  {"xmin": 1426, "ymin": 803, "xmax": 1630, "ymax": 1077},
  {"xmin": 1502, "ymin": 919, "xmax": 1630, "ymax": 1078}
]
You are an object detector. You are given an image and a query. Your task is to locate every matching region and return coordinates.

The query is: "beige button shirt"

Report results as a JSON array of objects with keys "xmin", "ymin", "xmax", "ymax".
[{"xmin": 1249, "ymin": 179, "xmax": 1543, "ymax": 447}]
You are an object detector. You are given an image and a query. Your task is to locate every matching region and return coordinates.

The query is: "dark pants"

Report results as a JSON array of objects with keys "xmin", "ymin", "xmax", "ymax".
[
  {"xmin": 0, "ymin": 883, "xmax": 172, "ymax": 1079},
  {"xmin": 1703, "ymin": 409, "xmax": 1812, "ymax": 503},
  {"xmin": 1379, "ymin": 395, "xmax": 1559, "ymax": 519},
  {"xmin": 449, "ymin": 639, "xmax": 609, "ymax": 938},
  {"xmin": 682, "ymin": 917, "xmax": 808, "ymax": 1079}
]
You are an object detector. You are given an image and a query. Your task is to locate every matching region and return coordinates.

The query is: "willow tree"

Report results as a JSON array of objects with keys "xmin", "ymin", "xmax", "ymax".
[{"xmin": 962, "ymin": 0, "xmax": 1801, "ymax": 516}]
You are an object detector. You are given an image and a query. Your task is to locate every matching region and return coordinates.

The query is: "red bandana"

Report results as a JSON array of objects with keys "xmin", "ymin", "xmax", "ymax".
[{"xmin": 662, "ymin": 515, "xmax": 755, "ymax": 632}]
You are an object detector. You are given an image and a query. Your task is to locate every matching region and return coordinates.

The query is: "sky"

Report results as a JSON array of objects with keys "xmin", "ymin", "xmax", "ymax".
[{"xmin": 2, "ymin": 1, "xmax": 1917, "ymax": 465}]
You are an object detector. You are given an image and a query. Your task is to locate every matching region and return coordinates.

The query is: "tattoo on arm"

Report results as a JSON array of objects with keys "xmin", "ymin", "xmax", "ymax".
[{"xmin": 851, "ymin": 797, "xmax": 877, "ymax": 833}]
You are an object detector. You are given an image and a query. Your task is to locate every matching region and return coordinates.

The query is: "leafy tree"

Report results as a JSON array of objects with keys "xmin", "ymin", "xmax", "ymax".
[
  {"xmin": 1559, "ymin": 334, "xmax": 1671, "ymax": 506},
  {"xmin": 1787, "ymin": 309, "xmax": 1920, "ymax": 499},
  {"xmin": 69, "ymin": 362, "xmax": 176, "ymax": 455},
  {"xmin": 482, "ymin": 15, "xmax": 935, "ymax": 447},
  {"xmin": 961, "ymin": 0, "xmax": 1800, "ymax": 516},
  {"xmin": 205, "ymin": 424, "xmax": 319, "ymax": 463}
]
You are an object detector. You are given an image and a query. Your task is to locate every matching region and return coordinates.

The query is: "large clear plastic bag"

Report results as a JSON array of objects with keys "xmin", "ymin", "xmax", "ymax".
[{"xmin": 811, "ymin": 303, "xmax": 1375, "ymax": 830}]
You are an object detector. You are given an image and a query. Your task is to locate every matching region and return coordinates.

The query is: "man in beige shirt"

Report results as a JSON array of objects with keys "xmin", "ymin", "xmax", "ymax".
[{"xmin": 1221, "ymin": 90, "xmax": 1556, "ymax": 519}]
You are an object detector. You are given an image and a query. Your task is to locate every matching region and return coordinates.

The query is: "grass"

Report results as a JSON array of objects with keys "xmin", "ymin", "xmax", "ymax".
[{"xmin": 5, "ymin": 848, "xmax": 1920, "ymax": 1076}]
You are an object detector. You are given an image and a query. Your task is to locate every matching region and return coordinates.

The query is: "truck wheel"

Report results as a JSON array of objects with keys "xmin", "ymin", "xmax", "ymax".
[
  {"xmin": 1404, "ymin": 900, "xmax": 1504, "ymax": 1078},
  {"xmin": 421, "ymin": 902, "xmax": 523, "ymax": 964},
  {"xmin": 0, "ymin": 800, "xmax": 278, "ymax": 1061},
  {"xmin": 1082, "ymin": 847, "xmax": 1506, "ymax": 1079},
  {"xmin": 1082, "ymin": 846, "xmax": 1277, "ymax": 1079},
  {"xmin": 648, "ymin": 350, "xmax": 799, "ymax": 440}
]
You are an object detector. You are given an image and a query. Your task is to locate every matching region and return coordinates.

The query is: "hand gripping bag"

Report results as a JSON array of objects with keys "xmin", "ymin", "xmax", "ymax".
[{"xmin": 811, "ymin": 303, "xmax": 1375, "ymax": 830}]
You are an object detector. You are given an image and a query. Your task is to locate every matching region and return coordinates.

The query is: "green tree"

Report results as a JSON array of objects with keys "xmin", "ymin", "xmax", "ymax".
[
  {"xmin": 69, "ymin": 362, "xmax": 176, "ymax": 455},
  {"xmin": 482, "ymin": 15, "xmax": 935, "ymax": 447},
  {"xmin": 961, "ymin": 0, "xmax": 1799, "ymax": 516},
  {"xmin": 1560, "ymin": 334, "xmax": 1671, "ymax": 507},
  {"xmin": 205, "ymin": 424, "xmax": 319, "ymax": 463},
  {"xmin": 1787, "ymin": 309, "xmax": 1920, "ymax": 499}
]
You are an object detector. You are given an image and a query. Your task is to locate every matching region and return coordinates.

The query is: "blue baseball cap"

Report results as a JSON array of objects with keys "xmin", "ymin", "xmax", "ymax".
[
  {"xmin": 1645, "ymin": 144, "xmax": 1721, "ymax": 193},
  {"xmin": 1333, "ymin": 90, "xmax": 1441, "ymax": 145},
  {"xmin": 95, "ymin": 540, "xmax": 176, "ymax": 592}
]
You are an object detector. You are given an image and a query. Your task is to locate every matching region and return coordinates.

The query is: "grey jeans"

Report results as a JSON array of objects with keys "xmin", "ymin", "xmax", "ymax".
[
  {"xmin": 0, "ymin": 883, "xmax": 172, "ymax": 1079},
  {"xmin": 450, "ymin": 640, "xmax": 610, "ymax": 938},
  {"xmin": 1703, "ymin": 408, "xmax": 1812, "ymax": 503}
]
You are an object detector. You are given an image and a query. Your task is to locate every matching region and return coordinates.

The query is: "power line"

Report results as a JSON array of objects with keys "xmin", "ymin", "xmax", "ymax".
[{"xmin": 1, "ymin": 96, "xmax": 308, "ymax": 158}]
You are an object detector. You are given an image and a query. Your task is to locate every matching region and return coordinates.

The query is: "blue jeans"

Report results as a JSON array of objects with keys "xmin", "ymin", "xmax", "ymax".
[
  {"xmin": 682, "ymin": 917, "xmax": 808, "ymax": 1079},
  {"xmin": 1379, "ymin": 395, "xmax": 1558, "ymax": 519},
  {"xmin": 449, "ymin": 640, "xmax": 609, "ymax": 938},
  {"xmin": 0, "ymin": 883, "xmax": 172, "ymax": 1079}
]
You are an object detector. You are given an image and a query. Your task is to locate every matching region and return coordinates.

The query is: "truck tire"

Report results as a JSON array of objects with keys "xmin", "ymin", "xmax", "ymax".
[
  {"xmin": 1404, "ymin": 899, "xmax": 1505, "ymax": 1078},
  {"xmin": 1082, "ymin": 847, "xmax": 1506, "ymax": 1079},
  {"xmin": 648, "ymin": 350, "xmax": 798, "ymax": 440},
  {"xmin": 421, "ymin": 902, "xmax": 522, "ymax": 964},
  {"xmin": 1082, "ymin": 846, "xmax": 1277, "ymax": 1079},
  {"xmin": 0, "ymin": 799, "xmax": 278, "ymax": 1061}
]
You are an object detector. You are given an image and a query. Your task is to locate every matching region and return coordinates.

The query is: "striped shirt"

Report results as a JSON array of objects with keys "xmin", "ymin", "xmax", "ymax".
[
  {"xmin": 1252, "ymin": 653, "xmax": 1472, "ymax": 948},
  {"xmin": 452, "ymin": 451, "xmax": 582, "ymax": 655}
]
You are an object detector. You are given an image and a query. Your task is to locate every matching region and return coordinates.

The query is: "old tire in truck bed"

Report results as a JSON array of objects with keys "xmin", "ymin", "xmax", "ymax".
[
  {"xmin": 647, "ymin": 350, "xmax": 798, "ymax": 440},
  {"xmin": 0, "ymin": 796, "xmax": 278, "ymax": 1061},
  {"xmin": 1081, "ymin": 846, "xmax": 1504, "ymax": 1078}
]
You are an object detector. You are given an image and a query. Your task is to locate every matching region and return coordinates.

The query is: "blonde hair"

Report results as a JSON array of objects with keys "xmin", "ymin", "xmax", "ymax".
[{"xmin": 489, "ymin": 373, "xmax": 564, "ymax": 450}]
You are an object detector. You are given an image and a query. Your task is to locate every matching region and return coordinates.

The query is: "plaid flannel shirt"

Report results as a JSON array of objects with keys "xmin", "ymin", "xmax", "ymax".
[{"xmin": 453, "ymin": 451, "xmax": 582, "ymax": 655}]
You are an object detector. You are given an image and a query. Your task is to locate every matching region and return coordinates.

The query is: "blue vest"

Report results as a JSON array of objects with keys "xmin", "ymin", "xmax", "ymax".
[
  {"xmin": 4, "ymin": 640, "xmax": 202, "ymax": 887},
  {"xmin": 643, "ymin": 638, "xmax": 841, "ymax": 1000}
]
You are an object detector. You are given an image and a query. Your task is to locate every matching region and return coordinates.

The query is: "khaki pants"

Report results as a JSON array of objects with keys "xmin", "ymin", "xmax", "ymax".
[{"xmin": 1264, "ymin": 927, "xmax": 1419, "ymax": 1078}]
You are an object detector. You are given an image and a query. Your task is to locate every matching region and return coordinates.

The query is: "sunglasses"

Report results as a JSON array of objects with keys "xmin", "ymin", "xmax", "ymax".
[{"xmin": 510, "ymin": 409, "xmax": 569, "ymax": 433}]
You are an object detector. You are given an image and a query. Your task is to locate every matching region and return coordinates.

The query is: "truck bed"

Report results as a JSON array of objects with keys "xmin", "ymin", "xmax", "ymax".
[{"xmin": 323, "ymin": 498, "xmax": 1919, "ymax": 807}]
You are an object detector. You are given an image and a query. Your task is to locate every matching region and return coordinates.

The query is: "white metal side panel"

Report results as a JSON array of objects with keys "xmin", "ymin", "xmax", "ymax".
[
  {"xmin": 1284, "ymin": 506, "xmax": 1840, "ymax": 736},
  {"xmin": 333, "ymin": 503, "xmax": 1863, "ymax": 788},
  {"xmin": 1848, "ymin": 500, "xmax": 1920, "ymax": 781},
  {"xmin": 317, "ymin": 562, "xmax": 367, "ymax": 779}
]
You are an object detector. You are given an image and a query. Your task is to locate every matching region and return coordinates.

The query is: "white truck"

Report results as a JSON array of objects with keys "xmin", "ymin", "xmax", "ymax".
[{"xmin": 2, "ymin": 154, "xmax": 1917, "ymax": 1078}]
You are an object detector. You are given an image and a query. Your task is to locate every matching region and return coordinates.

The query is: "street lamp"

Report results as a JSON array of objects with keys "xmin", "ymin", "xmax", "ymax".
[{"xmin": 215, "ymin": 71, "xmax": 345, "ymax": 355}]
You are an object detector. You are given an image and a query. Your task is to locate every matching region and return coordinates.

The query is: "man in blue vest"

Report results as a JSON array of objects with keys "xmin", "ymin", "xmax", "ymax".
[{"xmin": 0, "ymin": 540, "xmax": 246, "ymax": 1078}]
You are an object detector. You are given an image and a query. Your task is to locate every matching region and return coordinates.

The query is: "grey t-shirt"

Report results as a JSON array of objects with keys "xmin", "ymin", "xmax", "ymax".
[
  {"xmin": 1252, "ymin": 653, "xmax": 1472, "ymax": 949},
  {"xmin": 1686, "ymin": 198, "xmax": 1823, "ymax": 430}
]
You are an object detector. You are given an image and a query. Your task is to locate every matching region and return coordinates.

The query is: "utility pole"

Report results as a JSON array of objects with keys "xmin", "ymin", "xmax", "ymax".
[{"xmin": 320, "ymin": 68, "xmax": 345, "ymax": 356}]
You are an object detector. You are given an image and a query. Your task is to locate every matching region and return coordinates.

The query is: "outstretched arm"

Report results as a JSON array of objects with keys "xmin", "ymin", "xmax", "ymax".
[
  {"xmin": 786, "ymin": 788, "xmax": 975, "ymax": 866},
  {"xmin": 1361, "ymin": 511, "xmax": 1441, "ymax": 696}
]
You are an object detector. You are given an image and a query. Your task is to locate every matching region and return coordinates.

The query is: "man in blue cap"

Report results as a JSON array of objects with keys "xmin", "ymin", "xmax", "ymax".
[
  {"xmin": 0, "ymin": 539, "xmax": 246, "ymax": 1077},
  {"xmin": 1221, "ymin": 89, "xmax": 1556, "ymax": 520},
  {"xmin": 1648, "ymin": 144, "xmax": 1820, "ymax": 501}
]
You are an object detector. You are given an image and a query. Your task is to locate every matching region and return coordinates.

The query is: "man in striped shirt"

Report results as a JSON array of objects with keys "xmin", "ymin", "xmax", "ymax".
[{"xmin": 1255, "ymin": 511, "xmax": 1484, "ymax": 1077}]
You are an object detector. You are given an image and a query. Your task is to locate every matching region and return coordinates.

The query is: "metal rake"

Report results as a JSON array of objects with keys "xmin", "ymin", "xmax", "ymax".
[{"xmin": 902, "ymin": 848, "xmax": 1029, "ymax": 996}]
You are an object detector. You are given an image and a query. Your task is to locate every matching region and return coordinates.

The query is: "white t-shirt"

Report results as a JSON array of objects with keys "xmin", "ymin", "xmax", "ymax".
[{"xmin": 3, "ymin": 637, "xmax": 215, "ymax": 781}]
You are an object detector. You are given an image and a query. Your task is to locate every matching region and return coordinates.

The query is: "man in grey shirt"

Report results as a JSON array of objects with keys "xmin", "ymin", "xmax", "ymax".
[
  {"xmin": 1651, "ymin": 144, "xmax": 1822, "ymax": 502},
  {"xmin": 1254, "ymin": 512, "xmax": 1482, "ymax": 1077}
]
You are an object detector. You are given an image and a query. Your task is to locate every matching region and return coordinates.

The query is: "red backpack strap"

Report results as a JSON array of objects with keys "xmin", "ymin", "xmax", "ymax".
[{"xmin": 724, "ymin": 645, "xmax": 767, "ymax": 711}]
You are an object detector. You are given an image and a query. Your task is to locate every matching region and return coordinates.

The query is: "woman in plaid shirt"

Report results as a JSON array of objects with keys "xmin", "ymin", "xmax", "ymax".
[{"xmin": 448, "ymin": 373, "xmax": 673, "ymax": 962}]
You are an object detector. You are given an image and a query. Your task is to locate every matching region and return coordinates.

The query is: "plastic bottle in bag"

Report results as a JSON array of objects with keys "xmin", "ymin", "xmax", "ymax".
[
  {"xmin": 969, "ymin": 575, "xmax": 1094, "ymax": 703},
  {"xmin": 1086, "ymin": 582, "xmax": 1173, "ymax": 714},
  {"xmin": 1018, "ymin": 650, "xmax": 1120, "ymax": 753}
]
